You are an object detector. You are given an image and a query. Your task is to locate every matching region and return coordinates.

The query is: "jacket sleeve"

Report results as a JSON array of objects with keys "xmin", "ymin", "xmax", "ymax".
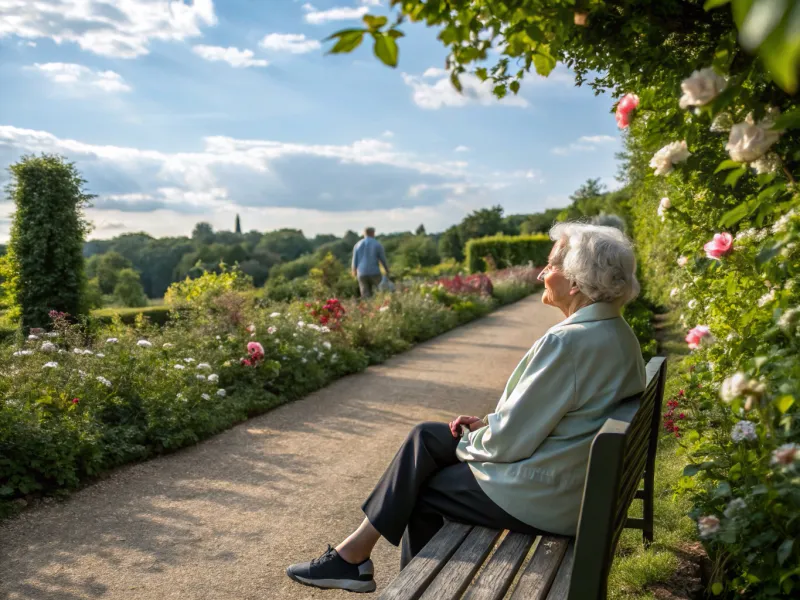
[
  {"xmin": 351, "ymin": 242, "xmax": 360, "ymax": 271},
  {"xmin": 458, "ymin": 332, "xmax": 576, "ymax": 464}
]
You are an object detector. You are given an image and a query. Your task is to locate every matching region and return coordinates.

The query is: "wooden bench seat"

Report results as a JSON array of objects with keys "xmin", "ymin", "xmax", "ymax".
[{"xmin": 380, "ymin": 357, "xmax": 667, "ymax": 600}]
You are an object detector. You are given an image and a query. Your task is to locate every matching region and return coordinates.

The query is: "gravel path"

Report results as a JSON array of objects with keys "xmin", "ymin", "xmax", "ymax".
[{"xmin": 0, "ymin": 296, "xmax": 561, "ymax": 600}]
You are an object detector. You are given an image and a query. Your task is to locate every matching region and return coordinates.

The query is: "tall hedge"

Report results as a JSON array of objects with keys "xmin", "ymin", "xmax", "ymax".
[
  {"xmin": 465, "ymin": 234, "xmax": 550, "ymax": 273},
  {"xmin": 5, "ymin": 154, "xmax": 92, "ymax": 330}
]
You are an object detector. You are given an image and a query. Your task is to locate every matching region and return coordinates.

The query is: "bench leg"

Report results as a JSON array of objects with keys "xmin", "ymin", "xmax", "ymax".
[{"xmin": 642, "ymin": 470, "xmax": 655, "ymax": 547}]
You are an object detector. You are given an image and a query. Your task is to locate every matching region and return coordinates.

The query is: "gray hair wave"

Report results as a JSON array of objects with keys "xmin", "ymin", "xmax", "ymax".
[{"xmin": 548, "ymin": 222, "xmax": 640, "ymax": 304}]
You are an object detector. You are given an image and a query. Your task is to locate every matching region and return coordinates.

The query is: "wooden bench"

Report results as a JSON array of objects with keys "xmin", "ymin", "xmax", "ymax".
[{"xmin": 380, "ymin": 356, "xmax": 667, "ymax": 600}]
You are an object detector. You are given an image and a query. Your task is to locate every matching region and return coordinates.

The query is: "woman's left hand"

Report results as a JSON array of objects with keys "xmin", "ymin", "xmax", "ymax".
[{"xmin": 449, "ymin": 415, "xmax": 482, "ymax": 438}]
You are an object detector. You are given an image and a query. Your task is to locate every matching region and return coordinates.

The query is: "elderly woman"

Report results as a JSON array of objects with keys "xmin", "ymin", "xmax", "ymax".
[{"xmin": 286, "ymin": 222, "xmax": 647, "ymax": 593}]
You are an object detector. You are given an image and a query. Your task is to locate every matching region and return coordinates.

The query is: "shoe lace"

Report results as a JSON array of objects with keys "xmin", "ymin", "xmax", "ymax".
[{"xmin": 311, "ymin": 545, "xmax": 337, "ymax": 566}]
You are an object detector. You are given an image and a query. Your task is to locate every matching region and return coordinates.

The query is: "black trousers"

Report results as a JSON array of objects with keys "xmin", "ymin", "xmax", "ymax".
[{"xmin": 362, "ymin": 422, "xmax": 542, "ymax": 568}]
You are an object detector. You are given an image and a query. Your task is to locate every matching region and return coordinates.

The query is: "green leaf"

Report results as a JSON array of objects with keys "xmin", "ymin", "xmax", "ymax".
[
  {"xmin": 773, "ymin": 108, "xmax": 800, "ymax": 131},
  {"xmin": 387, "ymin": 29, "xmax": 405, "ymax": 40},
  {"xmin": 725, "ymin": 166, "xmax": 747, "ymax": 187},
  {"xmin": 373, "ymin": 33, "xmax": 398, "ymax": 67},
  {"xmin": 363, "ymin": 15, "xmax": 387, "ymax": 30},
  {"xmin": 326, "ymin": 29, "xmax": 366, "ymax": 54},
  {"xmin": 532, "ymin": 51, "xmax": 556, "ymax": 76},
  {"xmin": 720, "ymin": 202, "xmax": 751, "ymax": 227},
  {"xmin": 439, "ymin": 25, "xmax": 459, "ymax": 45},
  {"xmin": 715, "ymin": 159, "xmax": 743, "ymax": 173},
  {"xmin": 509, "ymin": 80, "xmax": 520, "ymax": 95},
  {"xmin": 450, "ymin": 70, "xmax": 463, "ymax": 93},
  {"xmin": 712, "ymin": 481, "xmax": 732, "ymax": 498},
  {"xmin": 704, "ymin": 0, "xmax": 731, "ymax": 9},
  {"xmin": 493, "ymin": 83, "xmax": 507, "ymax": 99},
  {"xmin": 683, "ymin": 464, "xmax": 703, "ymax": 477},
  {"xmin": 757, "ymin": 242, "xmax": 785, "ymax": 265},
  {"xmin": 475, "ymin": 67, "xmax": 488, "ymax": 81},
  {"xmin": 775, "ymin": 395, "xmax": 795, "ymax": 414},
  {"xmin": 712, "ymin": 582, "xmax": 724, "ymax": 595},
  {"xmin": 778, "ymin": 539, "xmax": 794, "ymax": 565}
]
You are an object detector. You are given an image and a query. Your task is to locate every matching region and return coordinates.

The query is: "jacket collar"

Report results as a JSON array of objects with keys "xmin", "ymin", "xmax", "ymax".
[{"xmin": 556, "ymin": 302, "xmax": 621, "ymax": 327}]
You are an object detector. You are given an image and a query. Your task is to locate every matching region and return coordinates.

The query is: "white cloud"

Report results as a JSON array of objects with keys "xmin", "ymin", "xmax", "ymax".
[
  {"xmin": 359, "ymin": 0, "xmax": 382, "ymax": 5},
  {"xmin": 30, "ymin": 62, "xmax": 131, "ymax": 92},
  {"xmin": 422, "ymin": 67, "xmax": 448, "ymax": 78},
  {"xmin": 402, "ymin": 70, "xmax": 529, "ymax": 110},
  {"xmin": 0, "ymin": 0, "xmax": 217, "ymax": 58},
  {"xmin": 259, "ymin": 33, "xmax": 320, "ymax": 54},
  {"xmin": 303, "ymin": 4, "xmax": 369, "ymax": 24},
  {"xmin": 454, "ymin": 145, "xmax": 470, "ymax": 152},
  {"xmin": 382, "ymin": 130, "xmax": 394, "ymax": 138},
  {"xmin": 192, "ymin": 45, "xmax": 269, "ymax": 68},
  {"xmin": 551, "ymin": 135, "xmax": 617, "ymax": 156},
  {"xmin": 0, "ymin": 125, "xmax": 552, "ymax": 241}
]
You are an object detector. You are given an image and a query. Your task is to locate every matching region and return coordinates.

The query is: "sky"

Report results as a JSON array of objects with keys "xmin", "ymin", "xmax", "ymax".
[{"xmin": 0, "ymin": 0, "xmax": 623, "ymax": 242}]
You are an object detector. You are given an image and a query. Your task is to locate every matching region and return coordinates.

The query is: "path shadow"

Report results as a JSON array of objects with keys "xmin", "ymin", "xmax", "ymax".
[{"xmin": 0, "ymin": 375, "xmax": 504, "ymax": 600}]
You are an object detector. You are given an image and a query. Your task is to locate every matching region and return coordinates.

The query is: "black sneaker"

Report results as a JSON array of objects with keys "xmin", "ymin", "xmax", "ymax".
[{"xmin": 286, "ymin": 545, "xmax": 376, "ymax": 593}]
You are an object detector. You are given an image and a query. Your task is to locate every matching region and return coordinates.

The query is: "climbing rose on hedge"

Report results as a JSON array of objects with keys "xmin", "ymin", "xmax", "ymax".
[
  {"xmin": 726, "ymin": 112, "xmax": 781, "ymax": 163},
  {"xmin": 771, "ymin": 443, "xmax": 799, "ymax": 466},
  {"xmin": 703, "ymin": 232, "xmax": 733, "ymax": 260},
  {"xmin": 649, "ymin": 141, "xmax": 690, "ymax": 175},
  {"xmin": 698, "ymin": 516, "xmax": 720, "ymax": 538},
  {"xmin": 615, "ymin": 93, "xmax": 639, "ymax": 128},
  {"xmin": 679, "ymin": 67, "xmax": 726, "ymax": 109},
  {"xmin": 685, "ymin": 325, "xmax": 711, "ymax": 349}
]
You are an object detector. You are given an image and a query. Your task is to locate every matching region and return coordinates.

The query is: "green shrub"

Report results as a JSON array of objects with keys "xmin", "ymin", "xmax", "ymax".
[
  {"xmin": 92, "ymin": 306, "xmax": 172, "ymax": 326},
  {"xmin": 269, "ymin": 254, "xmax": 317, "ymax": 281},
  {"xmin": 466, "ymin": 234, "xmax": 550, "ymax": 273},
  {"xmin": 262, "ymin": 275, "xmax": 313, "ymax": 303},
  {"xmin": 113, "ymin": 268, "xmax": 148, "ymax": 308}
]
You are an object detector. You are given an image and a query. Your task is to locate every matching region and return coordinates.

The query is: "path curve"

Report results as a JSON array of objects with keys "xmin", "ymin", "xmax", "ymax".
[{"xmin": 0, "ymin": 296, "xmax": 562, "ymax": 600}]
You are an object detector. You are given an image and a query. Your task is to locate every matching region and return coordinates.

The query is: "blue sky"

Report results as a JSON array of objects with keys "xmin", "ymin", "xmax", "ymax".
[{"xmin": 0, "ymin": 0, "xmax": 622, "ymax": 241}]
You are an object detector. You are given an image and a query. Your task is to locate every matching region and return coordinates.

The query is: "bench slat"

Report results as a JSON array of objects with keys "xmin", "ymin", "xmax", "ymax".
[
  {"xmin": 379, "ymin": 522, "xmax": 472, "ymax": 600},
  {"xmin": 418, "ymin": 526, "xmax": 501, "ymax": 600},
  {"xmin": 508, "ymin": 536, "xmax": 570, "ymax": 600},
  {"xmin": 545, "ymin": 541, "xmax": 575, "ymax": 600},
  {"xmin": 461, "ymin": 532, "xmax": 537, "ymax": 600}
]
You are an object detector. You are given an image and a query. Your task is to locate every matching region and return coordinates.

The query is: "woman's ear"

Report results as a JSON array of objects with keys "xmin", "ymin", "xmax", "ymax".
[{"xmin": 569, "ymin": 283, "xmax": 580, "ymax": 296}]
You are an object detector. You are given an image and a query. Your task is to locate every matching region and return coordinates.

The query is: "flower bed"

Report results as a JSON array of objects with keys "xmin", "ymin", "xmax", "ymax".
[{"xmin": 0, "ymin": 268, "xmax": 542, "ymax": 516}]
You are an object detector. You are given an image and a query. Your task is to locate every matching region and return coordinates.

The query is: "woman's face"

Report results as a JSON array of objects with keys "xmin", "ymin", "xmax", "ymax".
[{"xmin": 540, "ymin": 241, "xmax": 574, "ymax": 309}]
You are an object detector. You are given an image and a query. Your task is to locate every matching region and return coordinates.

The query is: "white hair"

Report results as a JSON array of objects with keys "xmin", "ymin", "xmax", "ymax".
[{"xmin": 548, "ymin": 222, "xmax": 640, "ymax": 304}]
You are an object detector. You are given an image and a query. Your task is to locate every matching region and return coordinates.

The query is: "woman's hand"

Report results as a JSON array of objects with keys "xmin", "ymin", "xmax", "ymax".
[{"xmin": 449, "ymin": 415, "xmax": 483, "ymax": 438}]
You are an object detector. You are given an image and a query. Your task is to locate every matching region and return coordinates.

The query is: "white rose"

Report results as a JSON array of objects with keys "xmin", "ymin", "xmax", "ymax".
[
  {"xmin": 679, "ymin": 68, "xmax": 726, "ymax": 109},
  {"xmin": 688, "ymin": 299, "xmax": 698, "ymax": 309},
  {"xmin": 726, "ymin": 112, "xmax": 781, "ymax": 163},
  {"xmin": 649, "ymin": 141, "xmax": 691, "ymax": 176},
  {"xmin": 41, "ymin": 342, "xmax": 57, "ymax": 353},
  {"xmin": 137, "ymin": 340, "xmax": 152, "ymax": 348}
]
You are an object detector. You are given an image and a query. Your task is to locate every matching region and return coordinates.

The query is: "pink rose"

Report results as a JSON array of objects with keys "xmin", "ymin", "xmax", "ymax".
[
  {"xmin": 704, "ymin": 232, "xmax": 733, "ymax": 260},
  {"xmin": 685, "ymin": 325, "xmax": 711, "ymax": 350},
  {"xmin": 615, "ymin": 93, "xmax": 639, "ymax": 129},
  {"xmin": 247, "ymin": 341, "xmax": 265, "ymax": 356}
]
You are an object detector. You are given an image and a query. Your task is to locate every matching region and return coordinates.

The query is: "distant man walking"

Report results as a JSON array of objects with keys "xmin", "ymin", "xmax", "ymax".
[{"xmin": 351, "ymin": 227, "xmax": 389, "ymax": 298}]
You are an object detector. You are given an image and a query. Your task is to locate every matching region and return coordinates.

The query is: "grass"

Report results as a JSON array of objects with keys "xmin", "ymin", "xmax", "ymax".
[{"xmin": 607, "ymin": 311, "xmax": 698, "ymax": 600}]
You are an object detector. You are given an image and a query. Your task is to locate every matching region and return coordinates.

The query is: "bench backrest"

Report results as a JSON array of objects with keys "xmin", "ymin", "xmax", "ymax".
[{"xmin": 566, "ymin": 356, "xmax": 667, "ymax": 600}]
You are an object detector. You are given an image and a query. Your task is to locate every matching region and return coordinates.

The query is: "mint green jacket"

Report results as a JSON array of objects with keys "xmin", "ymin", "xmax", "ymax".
[{"xmin": 456, "ymin": 302, "xmax": 646, "ymax": 536}]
